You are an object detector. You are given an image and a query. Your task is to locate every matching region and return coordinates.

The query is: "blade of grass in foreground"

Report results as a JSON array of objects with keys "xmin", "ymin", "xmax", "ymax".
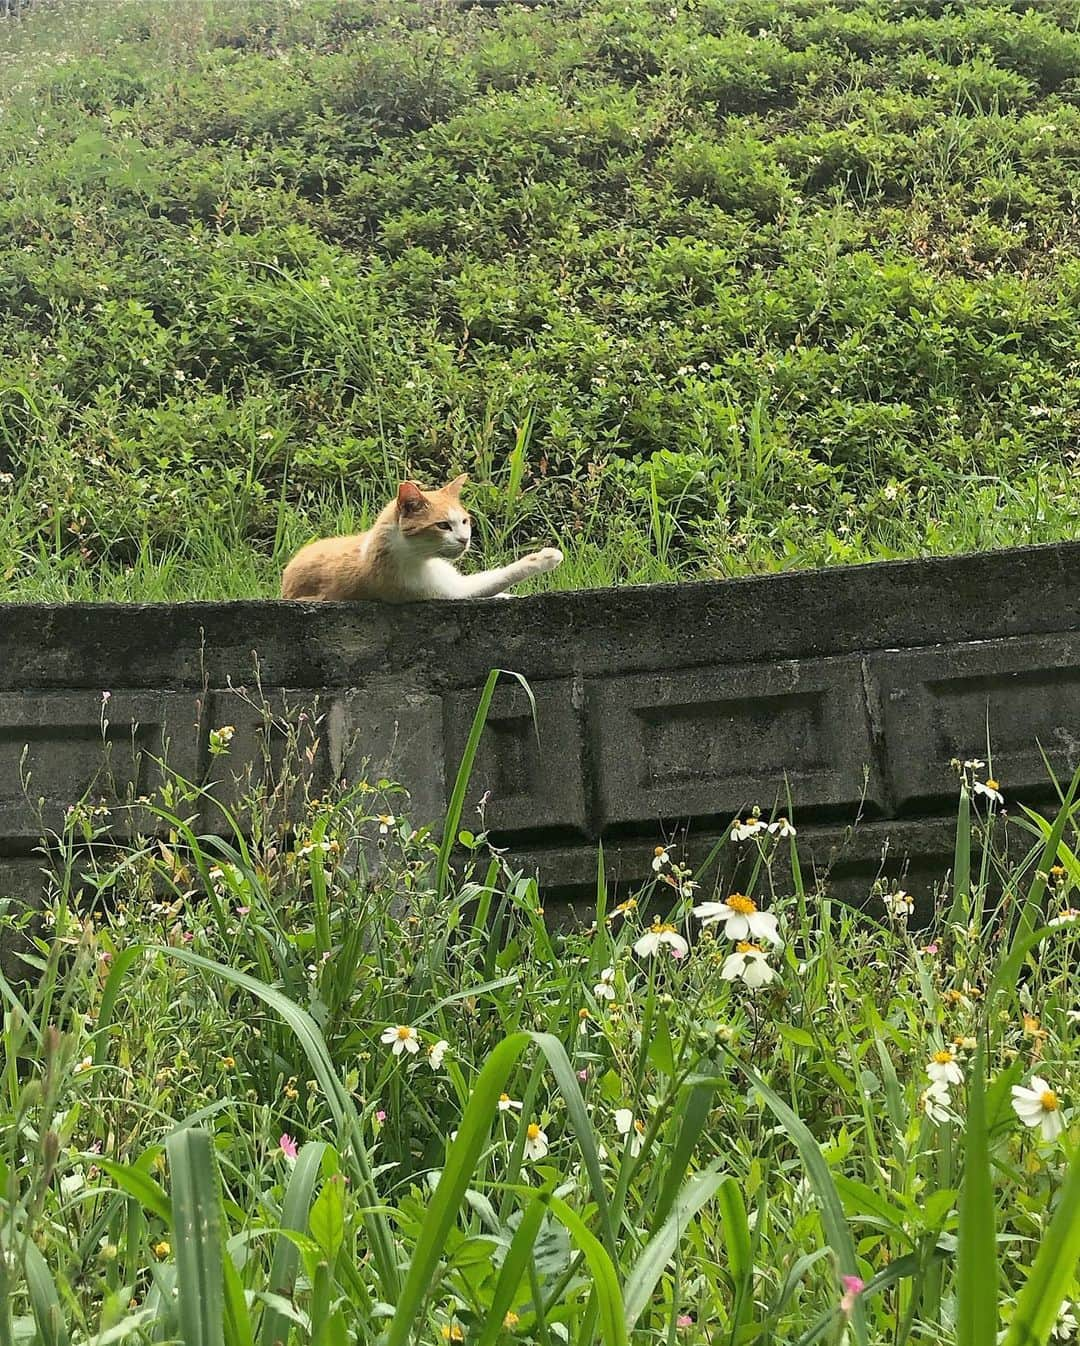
[
  {"xmin": 1000, "ymin": 1138, "xmax": 1080, "ymax": 1346},
  {"xmin": 168, "ymin": 1128, "xmax": 226, "ymax": 1346},
  {"xmin": 717, "ymin": 1056, "xmax": 868, "ymax": 1346},
  {"xmin": 388, "ymin": 1031, "xmax": 618, "ymax": 1346},
  {"xmin": 436, "ymin": 669, "xmax": 537, "ymax": 902},
  {"xmin": 956, "ymin": 1046, "xmax": 997, "ymax": 1346},
  {"xmin": 623, "ymin": 1160, "xmax": 727, "ymax": 1331},
  {"xmin": 258, "ymin": 1141, "xmax": 327, "ymax": 1346}
]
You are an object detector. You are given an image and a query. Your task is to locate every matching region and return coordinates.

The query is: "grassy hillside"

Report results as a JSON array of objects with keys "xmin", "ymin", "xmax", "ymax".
[{"xmin": 2, "ymin": 0, "xmax": 1080, "ymax": 600}]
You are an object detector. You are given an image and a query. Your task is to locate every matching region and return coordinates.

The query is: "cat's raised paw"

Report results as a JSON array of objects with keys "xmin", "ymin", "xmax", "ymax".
[{"xmin": 526, "ymin": 547, "xmax": 564, "ymax": 574}]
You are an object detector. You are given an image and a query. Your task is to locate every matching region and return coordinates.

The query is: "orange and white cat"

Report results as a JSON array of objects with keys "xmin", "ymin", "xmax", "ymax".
[{"xmin": 281, "ymin": 474, "xmax": 563, "ymax": 602}]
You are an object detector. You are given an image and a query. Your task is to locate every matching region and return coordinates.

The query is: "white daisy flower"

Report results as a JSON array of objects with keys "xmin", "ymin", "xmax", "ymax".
[
  {"xmin": 920, "ymin": 1081, "xmax": 953, "ymax": 1125},
  {"xmin": 608, "ymin": 898, "xmax": 638, "ymax": 923},
  {"xmin": 973, "ymin": 778, "xmax": 1004, "ymax": 805},
  {"xmin": 1011, "ymin": 1076, "xmax": 1065, "ymax": 1142},
  {"xmin": 1052, "ymin": 1302, "xmax": 1078, "ymax": 1342},
  {"xmin": 926, "ymin": 1049, "xmax": 963, "ymax": 1087},
  {"xmin": 633, "ymin": 920, "xmax": 689, "ymax": 960},
  {"xmin": 593, "ymin": 967, "xmax": 616, "ymax": 1000},
  {"xmin": 768, "ymin": 817, "xmax": 796, "ymax": 837},
  {"xmin": 652, "ymin": 846, "xmax": 671, "ymax": 872},
  {"xmin": 720, "ymin": 942, "xmax": 776, "ymax": 990},
  {"xmin": 614, "ymin": 1108, "xmax": 646, "ymax": 1156},
  {"xmin": 882, "ymin": 890, "xmax": 914, "ymax": 919},
  {"xmin": 962, "ymin": 759, "xmax": 985, "ymax": 770},
  {"xmin": 1050, "ymin": 907, "xmax": 1080, "ymax": 926},
  {"xmin": 427, "ymin": 1039, "xmax": 449, "ymax": 1070},
  {"xmin": 497, "ymin": 1093, "xmax": 522, "ymax": 1112},
  {"xmin": 378, "ymin": 814, "xmax": 396, "ymax": 834},
  {"xmin": 730, "ymin": 817, "xmax": 765, "ymax": 842},
  {"xmin": 692, "ymin": 893, "xmax": 781, "ymax": 945},
  {"xmin": 381, "ymin": 1025, "xmax": 419, "ymax": 1056},
  {"xmin": 523, "ymin": 1122, "xmax": 548, "ymax": 1161}
]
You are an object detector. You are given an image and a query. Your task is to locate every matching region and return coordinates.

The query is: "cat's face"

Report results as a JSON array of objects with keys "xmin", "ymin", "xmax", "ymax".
[{"xmin": 395, "ymin": 475, "xmax": 472, "ymax": 558}]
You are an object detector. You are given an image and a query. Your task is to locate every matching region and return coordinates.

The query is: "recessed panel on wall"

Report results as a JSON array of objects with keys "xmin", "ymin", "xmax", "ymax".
[
  {"xmin": 444, "ymin": 678, "xmax": 588, "ymax": 836},
  {"xmin": 199, "ymin": 688, "xmax": 337, "ymax": 830},
  {"xmin": 869, "ymin": 635, "xmax": 1080, "ymax": 812},
  {"xmin": 0, "ymin": 690, "xmax": 200, "ymax": 842},
  {"xmin": 589, "ymin": 659, "xmax": 881, "ymax": 827}
]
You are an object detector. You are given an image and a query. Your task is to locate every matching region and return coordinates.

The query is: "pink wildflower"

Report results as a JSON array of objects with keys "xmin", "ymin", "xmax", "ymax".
[
  {"xmin": 676, "ymin": 1314, "xmax": 693, "ymax": 1329},
  {"xmin": 375, "ymin": 1110, "xmax": 386, "ymax": 1123},
  {"xmin": 279, "ymin": 1133, "xmax": 298, "ymax": 1160},
  {"xmin": 840, "ymin": 1275, "xmax": 865, "ymax": 1316}
]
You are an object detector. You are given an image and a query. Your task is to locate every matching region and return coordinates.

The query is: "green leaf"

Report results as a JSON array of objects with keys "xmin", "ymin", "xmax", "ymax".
[
  {"xmin": 309, "ymin": 1176, "xmax": 346, "ymax": 1263},
  {"xmin": 168, "ymin": 1128, "xmax": 226, "ymax": 1346},
  {"xmin": 259, "ymin": 1143, "xmax": 327, "ymax": 1346},
  {"xmin": 546, "ymin": 1195, "xmax": 628, "ymax": 1346},
  {"xmin": 1001, "ymin": 1140, "xmax": 1080, "ymax": 1346},
  {"xmin": 721, "ymin": 1055, "xmax": 868, "ymax": 1346},
  {"xmin": 22, "ymin": 1241, "xmax": 69, "ymax": 1346},
  {"xmin": 94, "ymin": 1154, "xmax": 171, "ymax": 1223},
  {"xmin": 956, "ymin": 1045, "xmax": 997, "ymax": 1346},
  {"xmin": 475, "ymin": 1194, "xmax": 549, "ymax": 1346},
  {"xmin": 624, "ymin": 1161, "xmax": 727, "ymax": 1330}
]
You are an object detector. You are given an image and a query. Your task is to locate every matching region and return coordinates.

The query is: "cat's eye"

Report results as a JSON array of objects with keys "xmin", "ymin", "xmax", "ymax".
[
  {"xmin": 436, "ymin": 521, "xmax": 453, "ymax": 531},
  {"xmin": 462, "ymin": 517, "xmax": 470, "ymax": 526}
]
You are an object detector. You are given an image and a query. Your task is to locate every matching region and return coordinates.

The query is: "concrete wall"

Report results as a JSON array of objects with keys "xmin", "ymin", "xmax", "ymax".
[{"xmin": 3, "ymin": 541, "xmax": 1080, "ymax": 912}]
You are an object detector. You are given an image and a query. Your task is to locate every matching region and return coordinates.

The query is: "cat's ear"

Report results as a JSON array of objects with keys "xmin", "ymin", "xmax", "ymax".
[
  {"xmin": 397, "ymin": 481, "xmax": 427, "ymax": 514},
  {"xmin": 445, "ymin": 473, "xmax": 469, "ymax": 496}
]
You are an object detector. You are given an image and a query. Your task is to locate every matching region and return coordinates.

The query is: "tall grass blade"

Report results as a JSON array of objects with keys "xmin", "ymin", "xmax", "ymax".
[
  {"xmin": 258, "ymin": 1142, "xmax": 327, "ymax": 1346},
  {"xmin": 21, "ymin": 1241, "xmax": 69, "ymax": 1346},
  {"xmin": 623, "ymin": 1161, "xmax": 727, "ymax": 1330},
  {"xmin": 949, "ymin": 782, "xmax": 971, "ymax": 926},
  {"xmin": 436, "ymin": 670, "xmax": 536, "ymax": 902},
  {"xmin": 545, "ymin": 1195, "xmax": 628, "ymax": 1346},
  {"xmin": 387, "ymin": 1032, "xmax": 531, "ymax": 1346},
  {"xmin": 167, "ymin": 1128, "xmax": 226, "ymax": 1346},
  {"xmin": 475, "ymin": 1192, "xmax": 549, "ymax": 1346},
  {"xmin": 721, "ymin": 1058, "xmax": 868, "ymax": 1346},
  {"xmin": 956, "ymin": 1046, "xmax": 996, "ymax": 1346},
  {"xmin": 1000, "ymin": 1140, "xmax": 1080, "ymax": 1346}
]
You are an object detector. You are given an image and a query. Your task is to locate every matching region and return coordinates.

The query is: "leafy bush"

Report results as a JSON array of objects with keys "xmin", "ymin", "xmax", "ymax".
[{"xmin": 1, "ymin": 0, "xmax": 1080, "ymax": 600}]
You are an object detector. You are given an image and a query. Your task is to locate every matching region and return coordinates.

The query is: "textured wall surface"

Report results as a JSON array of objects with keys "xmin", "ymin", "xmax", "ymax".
[{"xmin": 2, "ymin": 542, "xmax": 1079, "ymax": 914}]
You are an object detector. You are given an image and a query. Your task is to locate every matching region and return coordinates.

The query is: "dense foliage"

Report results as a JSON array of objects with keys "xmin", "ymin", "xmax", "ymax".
[
  {"xmin": 1, "ymin": 696, "xmax": 1078, "ymax": 1343},
  {"xmin": 2, "ymin": 0, "xmax": 1080, "ymax": 599}
]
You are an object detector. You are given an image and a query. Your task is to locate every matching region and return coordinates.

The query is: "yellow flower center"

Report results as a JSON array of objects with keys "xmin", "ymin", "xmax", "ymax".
[
  {"xmin": 527, "ymin": 1123, "xmax": 541, "ymax": 1140},
  {"xmin": 932, "ymin": 1050, "xmax": 954, "ymax": 1065},
  {"xmin": 726, "ymin": 894, "xmax": 756, "ymax": 914},
  {"xmin": 650, "ymin": 920, "xmax": 677, "ymax": 934},
  {"xmin": 396, "ymin": 1026, "xmax": 414, "ymax": 1040},
  {"xmin": 504, "ymin": 1312, "xmax": 520, "ymax": 1329},
  {"xmin": 735, "ymin": 941, "xmax": 761, "ymax": 954},
  {"xmin": 499, "ymin": 1093, "xmax": 510, "ymax": 1103},
  {"xmin": 634, "ymin": 1119, "xmax": 646, "ymax": 1135},
  {"xmin": 654, "ymin": 846, "xmax": 667, "ymax": 857},
  {"xmin": 578, "ymin": 1008, "xmax": 590, "ymax": 1020},
  {"xmin": 985, "ymin": 778, "xmax": 999, "ymax": 790},
  {"xmin": 616, "ymin": 899, "xmax": 637, "ymax": 912},
  {"xmin": 1040, "ymin": 1090, "xmax": 1059, "ymax": 1112}
]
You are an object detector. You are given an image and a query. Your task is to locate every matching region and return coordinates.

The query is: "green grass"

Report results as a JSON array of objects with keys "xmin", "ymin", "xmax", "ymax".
[
  {"xmin": 0, "ymin": 704, "xmax": 1078, "ymax": 1343},
  {"xmin": 3, "ymin": 0, "xmax": 1080, "ymax": 601}
]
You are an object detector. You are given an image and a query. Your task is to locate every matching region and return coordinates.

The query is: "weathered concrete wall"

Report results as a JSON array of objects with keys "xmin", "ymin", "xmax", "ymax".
[{"xmin": 2, "ymin": 541, "xmax": 1080, "ymax": 911}]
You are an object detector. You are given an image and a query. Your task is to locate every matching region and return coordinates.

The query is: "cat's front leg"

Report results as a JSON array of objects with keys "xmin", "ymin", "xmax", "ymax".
[{"xmin": 456, "ymin": 547, "xmax": 563, "ymax": 598}]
